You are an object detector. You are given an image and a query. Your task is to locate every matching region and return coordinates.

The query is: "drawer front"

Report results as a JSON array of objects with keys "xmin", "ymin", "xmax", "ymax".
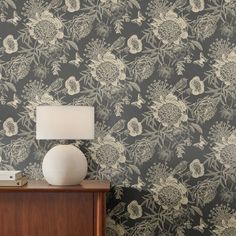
[{"xmin": 0, "ymin": 192, "xmax": 94, "ymax": 236}]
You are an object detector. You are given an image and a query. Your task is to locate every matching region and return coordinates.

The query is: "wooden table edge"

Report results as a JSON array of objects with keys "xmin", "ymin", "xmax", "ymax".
[{"xmin": 0, "ymin": 180, "xmax": 111, "ymax": 192}]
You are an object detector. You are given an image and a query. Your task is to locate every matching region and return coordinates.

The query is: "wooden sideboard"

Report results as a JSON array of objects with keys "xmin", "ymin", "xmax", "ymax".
[{"xmin": 0, "ymin": 180, "xmax": 110, "ymax": 236}]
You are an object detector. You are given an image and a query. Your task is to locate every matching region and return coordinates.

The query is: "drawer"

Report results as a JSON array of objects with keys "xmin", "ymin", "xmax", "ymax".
[{"xmin": 0, "ymin": 192, "xmax": 94, "ymax": 236}]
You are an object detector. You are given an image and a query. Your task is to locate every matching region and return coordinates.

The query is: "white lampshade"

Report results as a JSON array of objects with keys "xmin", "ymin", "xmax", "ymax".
[{"xmin": 36, "ymin": 106, "xmax": 94, "ymax": 140}]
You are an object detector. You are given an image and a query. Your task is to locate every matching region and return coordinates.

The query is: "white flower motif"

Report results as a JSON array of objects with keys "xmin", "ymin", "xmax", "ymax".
[
  {"xmin": 6, "ymin": 138, "xmax": 30, "ymax": 165},
  {"xmin": 213, "ymin": 51, "xmax": 236, "ymax": 86},
  {"xmin": 65, "ymin": 76, "xmax": 80, "ymax": 95},
  {"xmin": 213, "ymin": 133, "xmax": 236, "ymax": 169},
  {"xmin": 127, "ymin": 118, "xmax": 142, "ymax": 137},
  {"xmin": 65, "ymin": 0, "xmax": 80, "ymax": 12},
  {"xmin": 90, "ymin": 52, "xmax": 126, "ymax": 86},
  {"xmin": 189, "ymin": 159, "xmax": 205, "ymax": 178},
  {"xmin": 213, "ymin": 216, "xmax": 236, "ymax": 236},
  {"xmin": 27, "ymin": 11, "xmax": 64, "ymax": 44},
  {"xmin": 67, "ymin": 15, "xmax": 93, "ymax": 41},
  {"xmin": 151, "ymin": 11, "xmax": 188, "ymax": 44},
  {"xmin": 152, "ymin": 176, "xmax": 188, "ymax": 210},
  {"xmin": 3, "ymin": 35, "xmax": 18, "ymax": 54},
  {"xmin": 151, "ymin": 94, "xmax": 188, "ymax": 127},
  {"xmin": 3, "ymin": 117, "xmax": 18, "ymax": 137},
  {"xmin": 189, "ymin": 76, "xmax": 204, "ymax": 95},
  {"xmin": 194, "ymin": 97, "xmax": 217, "ymax": 123},
  {"xmin": 190, "ymin": 0, "xmax": 205, "ymax": 12},
  {"xmin": 131, "ymin": 56, "xmax": 155, "ymax": 81},
  {"xmin": 127, "ymin": 200, "xmax": 142, "ymax": 219},
  {"xmin": 127, "ymin": 35, "xmax": 142, "ymax": 54},
  {"xmin": 6, "ymin": 55, "xmax": 31, "ymax": 80},
  {"xmin": 132, "ymin": 139, "xmax": 155, "ymax": 165},
  {"xmin": 90, "ymin": 135, "xmax": 126, "ymax": 169}
]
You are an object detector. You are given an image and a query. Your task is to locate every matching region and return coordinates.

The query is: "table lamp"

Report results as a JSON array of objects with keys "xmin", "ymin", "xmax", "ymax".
[{"xmin": 36, "ymin": 105, "xmax": 94, "ymax": 186}]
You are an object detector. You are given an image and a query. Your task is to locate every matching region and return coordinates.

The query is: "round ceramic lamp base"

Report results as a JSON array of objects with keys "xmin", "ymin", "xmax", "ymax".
[{"xmin": 42, "ymin": 145, "xmax": 87, "ymax": 186}]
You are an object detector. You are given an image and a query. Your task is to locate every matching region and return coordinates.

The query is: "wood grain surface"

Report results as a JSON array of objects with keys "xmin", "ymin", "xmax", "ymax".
[{"xmin": 0, "ymin": 181, "xmax": 110, "ymax": 236}]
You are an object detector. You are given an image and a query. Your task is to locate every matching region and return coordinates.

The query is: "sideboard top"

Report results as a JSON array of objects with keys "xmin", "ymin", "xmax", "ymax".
[{"xmin": 0, "ymin": 180, "xmax": 110, "ymax": 192}]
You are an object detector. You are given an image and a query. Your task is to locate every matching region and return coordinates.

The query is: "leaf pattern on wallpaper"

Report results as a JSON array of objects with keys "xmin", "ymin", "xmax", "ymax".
[{"xmin": 0, "ymin": 0, "xmax": 236, "ymax": 235}]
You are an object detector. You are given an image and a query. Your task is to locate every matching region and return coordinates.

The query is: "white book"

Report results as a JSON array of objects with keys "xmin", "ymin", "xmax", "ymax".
[
  {"xmin": 0, "ymin": 176, "xmax": 28, "ymax": 187},
  {"xmin": 0, "ymin": 171, "xmax": 22, "ymax": 180}
]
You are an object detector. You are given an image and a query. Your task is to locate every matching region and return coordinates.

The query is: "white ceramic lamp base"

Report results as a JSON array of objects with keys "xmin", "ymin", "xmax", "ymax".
[{"xmin": 42, "ymin": 144, "xmax": 87, "ymax": 186}]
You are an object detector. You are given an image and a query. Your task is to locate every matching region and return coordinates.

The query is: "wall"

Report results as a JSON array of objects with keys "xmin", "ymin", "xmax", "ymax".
[{"xmin": 0, "ymin": 0, "xmax": 236, "ymax": 235}]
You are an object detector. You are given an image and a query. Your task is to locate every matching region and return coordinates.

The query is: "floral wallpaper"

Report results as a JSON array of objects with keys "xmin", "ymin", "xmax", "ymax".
[{"xmin": 0, "ymin": 0, "xmax": 236, "ymax": 235}]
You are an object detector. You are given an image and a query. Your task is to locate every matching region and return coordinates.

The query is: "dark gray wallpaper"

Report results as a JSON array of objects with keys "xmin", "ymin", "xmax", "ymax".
[{"xmin": 0, "ymin": 0, "xmax": 236, "ymax": 235}]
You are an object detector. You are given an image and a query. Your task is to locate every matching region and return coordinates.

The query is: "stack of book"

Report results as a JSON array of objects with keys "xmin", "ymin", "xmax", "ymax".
[{"xmin": 0, "ymin": 171, "xmax": 28, "ymax": 186}]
